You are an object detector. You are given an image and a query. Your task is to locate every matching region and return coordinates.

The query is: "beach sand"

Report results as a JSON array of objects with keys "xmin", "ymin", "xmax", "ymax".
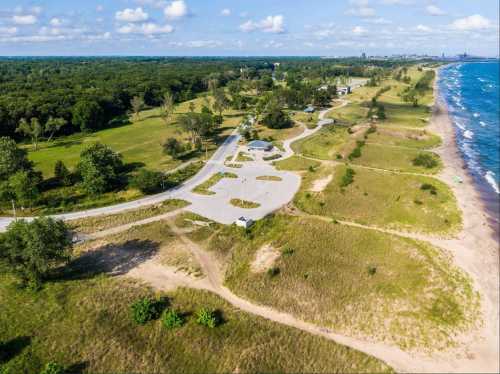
[{"xmin": 423, "ymin": 71, "xmax": 499, "ymax": 373}]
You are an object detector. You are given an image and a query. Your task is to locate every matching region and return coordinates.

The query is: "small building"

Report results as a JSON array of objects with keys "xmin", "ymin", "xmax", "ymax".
[
  {"xmin": 337, "ymin": 86, "xmax": 352, "ymax": 96},
  {"xmin": 236, "ymin": 217, "xmax": 254, "ymax": 229},
  {"xmin": 248, "ymin": 140, "xmax": 273, "ymax": 151},
  {"xmin": 304, "ymin": 106, "xmax": 316, "ymax": 113}
]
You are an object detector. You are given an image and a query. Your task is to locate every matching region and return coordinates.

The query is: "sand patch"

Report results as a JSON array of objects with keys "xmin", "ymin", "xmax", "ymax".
[
  {"xmin": 251, "ymin": 244, "xmax": 281, "ymax": 273},
  {"xmin": 310, "ymin": 174, "xmax": 333, "ymax": 192}
]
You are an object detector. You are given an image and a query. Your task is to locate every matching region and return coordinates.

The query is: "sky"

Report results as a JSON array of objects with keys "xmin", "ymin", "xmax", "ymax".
[{"xmin": 0, "ymin": 0, "xmax": 498, "ymax": 57}]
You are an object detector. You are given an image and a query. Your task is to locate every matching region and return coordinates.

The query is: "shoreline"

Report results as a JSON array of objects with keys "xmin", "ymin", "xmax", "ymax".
[{"xmin": 427, "ymin": 67, "xmax": 499, "ymax": 372}]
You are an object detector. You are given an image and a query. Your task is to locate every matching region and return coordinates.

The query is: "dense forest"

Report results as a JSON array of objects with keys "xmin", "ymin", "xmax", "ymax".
[{"xmin": 0, "ymin": 57, "xmax": 418, "ymax": 141}]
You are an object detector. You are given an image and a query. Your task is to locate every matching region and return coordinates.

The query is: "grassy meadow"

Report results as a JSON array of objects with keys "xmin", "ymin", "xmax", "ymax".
[
  {"xmin": 295, "ymin": 164, "xmax": 461, "ymax": 234},
  {"xmin": 292, "ymin": 126, "xmax": 350, "ymax": 160},
  {"xmin": 198, "ymin": 215, "xmax": 479, "ymax": 351}
]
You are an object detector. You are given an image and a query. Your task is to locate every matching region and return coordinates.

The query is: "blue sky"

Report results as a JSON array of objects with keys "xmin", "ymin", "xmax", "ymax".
[{"xmin": 0, "ymin": 0, "xmax": 498, "ymax": 56}]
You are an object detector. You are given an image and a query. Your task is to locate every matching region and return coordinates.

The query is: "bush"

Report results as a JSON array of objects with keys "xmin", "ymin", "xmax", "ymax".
[
  {"xmin": 263, "ymin": 154, "xmax": 282, "ymax": 161},
  {"xmin": 131, "ymin": 169, "xmax": 166, "ymax": 194},
  {"xmin": 348, "ymin": 141, "xmax": 365, "ymax": 160},
  {"xmin": 162, "ymin": 309, "xmax": 184, "ymax": 329},
  {"xmin": 162, "ymin": 138, "xmax": 185, "ymax": 159},
  {"xmin": 282, "ymin": 247, "xmax": 294, "ymax": 257},
  {"xmin": 421, "ymin": 183, "xmax": 438, "ymax": 195},
  {"xmin": 131, "ymin": 297, "xmax": 163, "ymax": 325},
  {"xmin": 368, "ymin": 266, "xmax": 377, "ymax": 276},
  {"xmin": 412, "ymin": 154, "xmax": 438, "ymax": 169},
  {"xmin": 196, "ymin": 307, "xmax": 218, "ymax": 328},
  {"xmin": 40, "ymin": 362, "xmax": 64, "ymax": 374},
  {"xmin": 267, "ymin": 266, "xmax": 280, "ymax": 278},
  {"xmin": 54, "ymin": 160, "xmax": 72, "ymax": 186},
  {"xmin": 340, "ymin": 168, "xmax": 356, "ymax": 187},
  {"xmin": 262, "ymin": 108, "xmax": 292, "ymax": 129}
]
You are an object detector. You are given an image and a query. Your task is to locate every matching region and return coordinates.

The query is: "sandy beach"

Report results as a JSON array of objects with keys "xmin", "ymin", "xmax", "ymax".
[{"xmin": 424, "ymin": 69, "xmax": 499, "ymax": 373}]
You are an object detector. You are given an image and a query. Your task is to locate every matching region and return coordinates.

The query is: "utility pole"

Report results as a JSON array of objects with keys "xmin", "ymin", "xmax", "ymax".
[{"xmin": 11, "ymin": 199, "xmax": 16, "ymax": 221}]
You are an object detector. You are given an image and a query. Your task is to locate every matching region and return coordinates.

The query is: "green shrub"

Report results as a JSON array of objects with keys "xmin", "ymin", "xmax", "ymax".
[
  {"xmin": 412, "ymin": 154, "xmax": 438, "ymax": 169},
  {"xmin": 263, "ymin": 154, "xmax": 282, "ymax": 161},
  {"xmin": 368, "ymin": 266, "xmax": 377, "ymax": 276},
  {"xmin": 196, "ymin": 308, "xmax": 218, "ymax": 328},
  {"xmin": 267, "ymin": 267, "xmax": 281, "ymax": 278},
  {"xmin": 132, "ymin": 169, "xmax": 166, "ymax": 194},
  {"xmin": 54, "ymin": 160, "xmax": 72, "ymax": 186},
  {"xmin": 40, "ymin": 362, "xmax": 64, "ymax": 374},
  {"xmin": 348, "ymin": 141, "xmax": 365, "ymax": 160},
  {"xmin": 421, "ymin": 183, "xmax": 438, "ymax": 195},
  {"xmin": 282, "ymin": 247, "xmax": 294, "ymax": 257},
  {"xmin": 161, "ymin": 309, "xmax": 184, "ymax": 329},
  {"xmin": 131, "ymin": 297, "xmax": 163, "ymax": 325},
  {"xmin": 340, "ymin": 168, "xmax": 356, "ymax": 187}
]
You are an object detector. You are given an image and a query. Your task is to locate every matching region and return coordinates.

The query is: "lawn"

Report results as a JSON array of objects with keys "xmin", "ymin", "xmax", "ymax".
[
  {"xmin": 291, "ymin": 125, "xmax": 351, "ymax": 160},
  {"xmin": 291, "ymin": 111, "xmax": 319, "ymax": 129},
  {"xmin": 203, "ymin": 215, "xmax": 479, "ymax": 351},
  {"xmin": 367, "ymin": 127, "xmax": 441, "ymax": 149},
  {"xmin": 294, "ymin": 164, "xmax": 462, "ymax": 234},
  {"xmin": 350, "ymin": 143, "xmax": 442, "ymax": 174},
  {"xmin": 273, "ymin": 156, "xmax": 320, "ymax": 171},
  {"xmin": 0, "ymin": 237, "xmax": 393, "ymax": 374},
  {"xmin": 27, "ymin": 96, "xmax": 244, "ymax": 178},
  {"xmin": 68, "ymin": 199, "xmax": 190, "ymax": 234}
]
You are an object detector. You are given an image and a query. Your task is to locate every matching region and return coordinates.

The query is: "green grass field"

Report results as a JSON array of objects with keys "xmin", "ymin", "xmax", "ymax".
[
  {"xmin": 295, "ymin": 164, "xmax": 461, "ymax": 234},
  {"xmin": 273, "ymin": 156, "xmax": 320, "ymax": 171},
  {"xmin": 292, "ymin": 126, "xmax": 350, "ymax": 160},
  {"xmin": 27, "ymin": 96, "xmax": 244, "ymax": 178},
  {"xmin": 350, "ymin": 143, "xmax": 442, "ymax": 174},
  {"xmin": 292, "ymin": 111, "xmax": 319, "ymax": 129},
  {"xmin": 367, "ymin": 127, "xmax": 442, "ymax": 149},
  {"xmin": 202, "ymin": 215, "xmax": 479, "ymax": 351}
]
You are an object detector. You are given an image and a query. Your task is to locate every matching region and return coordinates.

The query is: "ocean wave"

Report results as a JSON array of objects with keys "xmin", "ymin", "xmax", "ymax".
[
  {"xmin": 464, "ymin": 130, "xmax": 474, "ymax": 140},
  {"xmin": 473, "ymin": 113, "xmax": 480, "ymax": 118},
  {"xmin": 480, "ymin": 121, "xmax": 487, "ymax": 127},
  {"xmin": 455, "ymin": 121, "xmax": 466, "ymax": 131},
  {"xmin": 485, "ymin": 171, "xmax": 500, "ymax": 194}
]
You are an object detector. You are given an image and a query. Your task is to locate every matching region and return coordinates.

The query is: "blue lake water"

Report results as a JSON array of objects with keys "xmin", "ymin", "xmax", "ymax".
[{"xmin": 439, "ymin": 61, "xmax": 499, "ymax": 216}]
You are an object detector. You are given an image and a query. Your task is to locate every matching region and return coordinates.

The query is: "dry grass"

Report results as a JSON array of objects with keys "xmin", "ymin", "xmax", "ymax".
[
  {"xmin": 192, "ymin": 172, "xmax": 238, "ymax": 195},
  {"xmin": 273, "ymin": 156, "xmax": 320, "ymax": 171},
  {"xmin": 256, "ymin": 176, "xmax": 282, "ymax": 181},
  {"xmin": 229, "ymin": 199, "xmax": 261, "ymax": 209}
]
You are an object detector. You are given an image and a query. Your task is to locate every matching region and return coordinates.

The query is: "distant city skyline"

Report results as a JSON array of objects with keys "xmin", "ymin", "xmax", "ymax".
[{"xmin": 0, "ymin": 0, "xmax": 498, "ymax": 56}]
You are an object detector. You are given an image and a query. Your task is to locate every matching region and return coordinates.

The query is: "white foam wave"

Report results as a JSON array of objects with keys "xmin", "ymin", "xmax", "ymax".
[
  {"xmin": 480, "ymin": 121, "xmax": 487, "ymax": 127},
  {"xmin": 473, "ymin": 113, "xmax": 480, "ymax": 118},
  {"xmin": 464, "ymin": 130, "xmax": 474, "ymax": 140},
  {"xmin": 485, "ymin": 171, "xmax": 500, "ymax": 194},
  {"xmin": 455, "ymin": 121, "xmax": 466, "ymax": 131}
]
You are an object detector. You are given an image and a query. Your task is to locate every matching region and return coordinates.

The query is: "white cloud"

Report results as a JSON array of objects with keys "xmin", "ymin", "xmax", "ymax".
[
  {"xmin": 416, "ymin": 24, "xmax": 432, "ymax": 32},
  {"xmin": 221, "ymin": 8, "xmax": 231, "ymax": 16},
  {"xmin": 117, "ymin": 22, "xmax": 174, "ymax": 35},
  {"xmin": 346, "ymin": 0, "xmax": 375, "ymax": 17},
  {"xmin": 0, "ymin": 27, "xmax": 18, "ymax": 35},
  {"xmin": 50, "ymin": 18, "xmax": 64, "ymax": 27},
  {"xmin": 186, "ymin": 40, "xmax": 222, "ymax": 48},
  {"xmin": 115, "ymin": 8, "xmax": 149, "ymax": 22},
  {"xmin": 240, "ymin": 15, "xmax": 285, "ymax": 33},
  {"xmin": 12, "ymin": 14, "xmax": 37, "ymax": 25},
  {"xmin": 134, "ymin": 0, "xmax": 168, "ymax": 8},
  {"xmin": 164, "ymin": 0, "xmax": 188, "ymax": 19},
  {"xmin": 426, "ymin": 5, "xmax": 445, "ymax": 16},
  {"xmin": 380, "ymin": 0, "xmax": 414, "ymax": 5},
  {"xmin": 364, "ymin": 17, "xmax": 392, "ymax": 24},
  {"xmin": 451, "ymin": 15, "xmax": 492, "ymax": 31},
  {"xmin": 30, "ymin": 6, "xmax": 43, "ymax": 14},
  {"xmin": 352, "ymin": 25, "xmax": 367, "ymax": 35},
  {"xmin": 96, "ymin": 5, "xmax": 104, "ymax": 12}
]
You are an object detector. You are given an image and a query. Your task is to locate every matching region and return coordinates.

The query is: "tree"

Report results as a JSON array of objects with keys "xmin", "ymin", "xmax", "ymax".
[
  {"xmin": 212, "ymin": 88, "xmax": 228, "ymax": 122},
  {"xmin": 262, "ymin": 108, "xmax": 292, "ymax": 129},
  {"xmin": 0, "ymin": 217, "xmax": 72, "ymax": 289},
  {"xmin": 160, "ymin": 92, "xmax": 175, "ymax": 125},
  {"xmin": 131, "ymin": 169, "xmax": 166, "ymax": 194},
  {"xmin": 0, "ymin": 137, "xmax": 33, "ymax": 180},
  {"xmin": 131, "ymin": 96, "xmax": 145, "ymax": 120},
  {"xmin": 162, "ymin": 138, "xmax": 184, "ymax": 159},
  {"xmin": 401, "ymin": 88, "xmax": 419, "ymax": 107},
  {"xmin": 16, "ymin": 118, "xmax": 43, "ymax": 150},
  {"xmin": 44, "ymin": 117, "xmax": 67, "ymax": 142},
  {"xmin": 77, "ymin": 143, "xmax": 123, "ymax": 195},
  {"xmin": 8, "ymin": 170, "xmax": 41, "ymax": 210},
  {"xmin": 72, "ymin": 100, "xmax": 104, "ymax": 132},
  {"xmin": 54, "ymin": 160, "xmax": 72, "ymax": 186}
]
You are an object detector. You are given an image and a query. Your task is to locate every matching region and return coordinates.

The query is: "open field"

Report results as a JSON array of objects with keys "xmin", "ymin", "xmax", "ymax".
[
  {"xmin": 273, "ymin": 156, "xmax": 320, "ymax": 171},
  {"xmin": 292, "ymin": 111, "xmax": 319, "ymax": 129},
  {"xmin": 0, "ymin": 243, "xmax": 393, "ymax": 374},
  {"xmin": 367, "ymin": 127, "xmax": 442, "ymax": 149},
  {"xmin": 253, "ymin": 121, "xmax": 304, "ymax": 142},
  {"xmin": 295, "ymin": 164, "xmax": 462, "ymax": 234},
  {"xmin": 350, "ymin": 143, "xmax": 442, "ymax": 174},
  {"xmin": 27, "ymin": 96, "xmax": 243, "ymax": 178},
  {"xmin": 68, "ymin": 199, "xmax": 189, "ymax": 234},
  {"xmin": 201, "ymin": 215, "xmax": 479, "ymax": 351},
  {"xmin": 292, "ymin": 126, "xmax": 351, "ymax": 160}
]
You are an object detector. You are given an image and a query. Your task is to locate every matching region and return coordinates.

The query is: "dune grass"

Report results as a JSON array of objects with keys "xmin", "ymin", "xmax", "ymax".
[
  {"xmin": 229, "ymin": 199, "xmax": 260, "ymax": 209},
  {"xmin": 291, "ymin": 126, "xmax": 350, "ymax": 160},
  {"xmin": 273, "ymin": 156, "xmax": 320, "ymax": 171},
  {"xmin": 192, "ymin": 172, "xmax": 238, "ymax": 195},
  {"xmin": 367, "ymin": 127, "xmax": 441, "ymax": 149},
  {"xmin": 256, "ymin": 176, "xmax": 282, "ymax": 181},
  {"xmin": 295, "ymin": 164, "xmax": 461, "ymax": 234},
  {"xmin": 0, "ymin": 270, "xmax": 393, "ymax": 374},
  {"xmin": 350, "ymin": 143, "xmax": 442, "ymax": 174},
  {"xmin": 203, "ymin": 215, "xmax": 479, "ymax": 351},
  {"xmin": 68, "ymin": 199, "xmax": 190, "ymax": 234}
]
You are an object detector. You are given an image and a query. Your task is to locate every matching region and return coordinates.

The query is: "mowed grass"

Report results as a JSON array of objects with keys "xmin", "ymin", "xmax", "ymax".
[
  {"xmin": 204, "ymin": 215, "xmax": 479, "ymax": 351},
  {"xmin": 273, "ymin": 156, "xmax": 320, "ymax": 171},
  {"xmin": 295, "ymin": 164, "xmax": 461, "ymax": 234},
  {"xmin": 68, "ymin": 199, "xmax": 189, "ymax": 234},
  {"xmin": 0, "ymin": 263, "xmax": 393, "ymax": 373},
  {"xmin": 292, "ymin": 125, "xmax": 350, "ymax": 160},
  {"xmin": 27, "ymin": 96, "xmax": 244, "ymax": 178},
  {"xmin": 254, "ymin": 121, "xmax": 305, "ymax": 142},
  {"xmin": 367, "ymin": 127, "xmax": 441, "ymax": 149},
  {"xmin": 350, "ymin": 143, "xmax": 442, "ymax": 174}
]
